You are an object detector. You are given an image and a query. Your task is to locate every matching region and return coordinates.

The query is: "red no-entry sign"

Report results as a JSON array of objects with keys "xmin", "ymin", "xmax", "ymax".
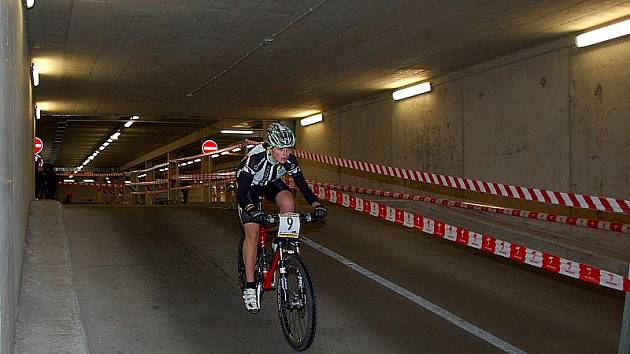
[
  {"xmin": 201, "ymin": 140, "xmax": 218, "ymax": 155},
  {"xmin": 34, "ymin": 137, "xmax": 43, "ymax": 154}
]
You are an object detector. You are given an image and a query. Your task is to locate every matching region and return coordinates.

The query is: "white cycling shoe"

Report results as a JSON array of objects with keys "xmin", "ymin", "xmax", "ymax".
[{"xmin": 243, "ymin": 288, "xmax": 260, "ymax": 313}]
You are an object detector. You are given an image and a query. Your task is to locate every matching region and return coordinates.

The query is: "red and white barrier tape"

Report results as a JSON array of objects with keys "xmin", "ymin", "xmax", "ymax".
[
  {"xmin": 308, "ymin": 182, "xmax": 630, "ymax": 293},
  {"xmin": 178, "ymin": 172, "xmax": 236, "ymax": 181},
  {"xmin": 293, "ymin": 150, "xmax": 630, "ymax": 215},
  {"xmin": 58, "ymin": 182, "xmax": 124, "ymax": 188},
  {"xmin": 131, "ymin": 189, "xmax": 169, "ymax": 195},
  {"xmin": 59, "ymin": 172, "xmax": 126, "ymax": 177},
  {"xmin": 315, "ymin": 181, "xmax": 630, "ymax": 235}
]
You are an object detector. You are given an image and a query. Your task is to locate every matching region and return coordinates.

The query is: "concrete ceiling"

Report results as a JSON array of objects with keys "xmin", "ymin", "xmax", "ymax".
[{"xmin": 28, "ymin": 0, "xmax": 630, "ymax": 169}]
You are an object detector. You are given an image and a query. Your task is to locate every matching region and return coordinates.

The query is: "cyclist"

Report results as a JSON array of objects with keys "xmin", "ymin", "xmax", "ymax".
[{"xmin": 236, "ymin": 122, "xmax": 327, "ymax": 312}]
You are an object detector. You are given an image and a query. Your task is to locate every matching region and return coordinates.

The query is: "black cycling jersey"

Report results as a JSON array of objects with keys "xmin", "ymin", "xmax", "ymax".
[{"xmin": 236, "ymin": 143, "xmax": 318, "ymax": 210}]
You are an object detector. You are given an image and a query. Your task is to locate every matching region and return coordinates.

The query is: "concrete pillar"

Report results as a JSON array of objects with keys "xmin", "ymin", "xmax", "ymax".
[
  {"xmin": 145, "ymin": 161, "xmax": 153, "ymax": 206},
  {"xmin": 130, "ymin": 172, "xmax": 140, "ymax": 205},
  {"xmin": 168, "ymin": 158, "xmax": 179, "ymax": 205},
  {"xmin": 95, "ymin": 176, "xmax": 104, "ymax": 204}
]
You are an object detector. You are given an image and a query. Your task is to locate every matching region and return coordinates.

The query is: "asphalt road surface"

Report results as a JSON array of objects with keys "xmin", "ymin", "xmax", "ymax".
[{"xmin": 63, "ymin": 204, "xmax": 624, "ymax": 353}]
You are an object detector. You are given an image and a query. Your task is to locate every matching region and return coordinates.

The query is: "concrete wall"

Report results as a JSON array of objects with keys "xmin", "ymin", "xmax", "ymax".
[
  {"xmin": 0, "ymin": 0, "xmax": 33, "ymax": 353},
  {"xmin": 297, "ymin": 36, "xmax": 630, "ymax": 219}
]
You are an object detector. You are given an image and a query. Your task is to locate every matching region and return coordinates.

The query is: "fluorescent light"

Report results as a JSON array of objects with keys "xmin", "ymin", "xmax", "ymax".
[
  {"xmin": 35, "ymin": 106, "xmax": 41, "ymax": 120},
  {"xmin": 125, "ymin": 180, "xmax": 131, "ymax": 184},
  {"xmin": 31, "ymin": 64, "xmax": 39, "ymax": 86},
  {"xmin": 124, "ymin": 121, "xmax": 134, "ymax": 128},
  {"xmin": 246, "ymin": 144, "xmax": 254, "ymax": 149},
  {"xmin": 232, "ymin": 147, "xmax": 242, "ymax": 152},
  {"xmin": 83, "ymin": 179, "xmax": 95, "ymax": 183},
  {"xmin": 69, "ymin": 175, "xmax": 74, "ymax": 179},
  {"xmin": 300, "ymin": 113, "xmax": 323, "ymax": 127},
  {"xmin": 392, "ymin": 82, "xmax": 432, "ymax": 101},
  {"xmin": 138, "ymin": 174, "xmax": 146, "ymax": 178},
  {"xmin": 220, "ymin": 130, "xmax": 254, "ymax": 135},
  {"xmin": 131, "ymin": 115, "xmax": 139, "ymax": 120},
  {"xmin": 220, "ymin": 151, "xmax": 229, "ymax": 155},
  {"xmin": 210, "ymin": 154, "xmax": 219, "ymax": 158},
  {"xmin": 110, "ymin": 132, "xmax": 121, "ymax": 140},
  {"xmin": 576, "ymin": 19, "xmax": 630, "ymax": 47},
  {"xmin": 87, "ymin": 156, "xmax": 94, "ymax": 161},
  {"xmin": 26, "ymin": 0, "xmax": 34, "ymax": 8},
  {"xmin": 103, "ymin": 142, "xmax": 110, "ymax": 147},
  {"xmin": 193, "ymin": 158, "xmax": 201, "ymax": 163},
  {"xmin": 107, "ymin": 139, "xmax": 113, "ymax": 143},
  {"xmin": 107, "ymin": 181, "xmax": 111, "ymax": 184},
  {"xmin": 63, "ymin": 179, "xmax": 74, "ymax": 183}
]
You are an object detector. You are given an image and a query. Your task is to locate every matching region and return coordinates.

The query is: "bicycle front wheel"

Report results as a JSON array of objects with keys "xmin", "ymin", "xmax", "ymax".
[
  {"xmin": 276, "ymin": 255, "xmax": 317, "ymax": 351},
  {"xmin": 237, "ymin": 238, "xmax": 246, "ymax": 291}
]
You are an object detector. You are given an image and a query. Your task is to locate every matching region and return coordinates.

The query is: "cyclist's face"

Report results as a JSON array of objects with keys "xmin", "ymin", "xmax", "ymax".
[{"xmin": 271, "ymin": 147, "xmax": 292, "ymax": 163}]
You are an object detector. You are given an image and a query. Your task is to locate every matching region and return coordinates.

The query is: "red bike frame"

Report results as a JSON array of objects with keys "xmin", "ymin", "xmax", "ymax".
[{"xmin": 259, "ymin": 227, "xmax": 281, "ymax": 291}]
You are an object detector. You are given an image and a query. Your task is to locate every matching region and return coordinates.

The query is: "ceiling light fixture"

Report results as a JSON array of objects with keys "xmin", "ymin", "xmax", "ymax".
[
  {"xmin": 26, "ymin": 0, "xmax": 34, "ymax": 9},
  {"xmin": 193, "ymin": 158, "xmax": 201, "ymax": 163},
  {"xmin": 211, "ymin": 154, "xmax": 219, "ymax": 158},
  {"xmin": 232, "ymin": 147, "xmax": 242, "ymax": 153},
  {"xmin": 31, "ymin": 64, "xmax": 40, "ymax": 86},
  {"xmin": 300, "ymin": 113, "xmax": 323, "ymax": 127},
  {"xmin": 392, "ymin": 82, "xmax": 432, "ymax": 101},
  {"xmin": 110, "ymin": 132, "xmax": 121, "ymax": 140},
  {"xmin": 575, "ymin": 19, "xmax": 630, "ymax": 47},
  {"xmin": 35, "ymin": 106, "xmax": 41, "ymax": 120},
  {"xmin": 220, "ymin": 129, "xmax": 254, "ymax": 135},
  {"xmin": 124, "ymin": 121, "xmax": 134, "ymax": 128}
]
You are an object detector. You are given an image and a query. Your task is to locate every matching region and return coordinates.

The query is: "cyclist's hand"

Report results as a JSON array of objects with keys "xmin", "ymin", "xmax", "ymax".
[
  {"xmin": 249, "ymin": 209, "xmax": 267, "ymax": 224},
  {"xmin": 312, "ymin": 205, "xmax": 327, "ymax": 219}
]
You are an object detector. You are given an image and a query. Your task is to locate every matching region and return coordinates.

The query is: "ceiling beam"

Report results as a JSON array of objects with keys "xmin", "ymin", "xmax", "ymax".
[{"xmin": 119, "ymin": 123, "xmax": 261, "ymax": 170}]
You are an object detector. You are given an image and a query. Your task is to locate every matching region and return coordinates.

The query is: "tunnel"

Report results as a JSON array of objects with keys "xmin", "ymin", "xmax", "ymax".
[{"xmin": 2, "ymin": 1, "xmax": 630, "ymax": 353}]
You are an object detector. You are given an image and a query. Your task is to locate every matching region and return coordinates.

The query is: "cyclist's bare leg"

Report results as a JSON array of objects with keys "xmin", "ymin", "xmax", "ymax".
[
  {"xmin": 275, "ymin": 190, "xmax": 295, "ymax": 212},
  {"xmin": 243, "ymin": 222, "xmax": 259, "ymax": 283}
]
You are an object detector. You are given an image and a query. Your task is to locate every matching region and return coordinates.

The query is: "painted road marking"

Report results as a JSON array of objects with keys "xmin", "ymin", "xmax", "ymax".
[{"xmin": 302, "ymin": 237, "xmax": 528, "ymax": 354}]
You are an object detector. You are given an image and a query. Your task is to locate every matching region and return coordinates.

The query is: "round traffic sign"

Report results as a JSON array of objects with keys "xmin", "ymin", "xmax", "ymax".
[
  {"xmin": 201, "ymin": 140, "xmax": 218, "ymax": 155},
  {"xmin": 34, "ymin": 137, "xmax": 43, "ymax": 154}
]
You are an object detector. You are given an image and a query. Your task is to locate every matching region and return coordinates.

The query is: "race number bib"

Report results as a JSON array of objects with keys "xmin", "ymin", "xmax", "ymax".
[{"xmin": 278, "ymin": 212, "xmax": 301, "ymax": 238}]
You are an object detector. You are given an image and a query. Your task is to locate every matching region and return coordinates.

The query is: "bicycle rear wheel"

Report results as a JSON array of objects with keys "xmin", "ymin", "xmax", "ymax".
[{"xmin": 276, "ymin": 255, "xmax": 317, "ymax": 351}]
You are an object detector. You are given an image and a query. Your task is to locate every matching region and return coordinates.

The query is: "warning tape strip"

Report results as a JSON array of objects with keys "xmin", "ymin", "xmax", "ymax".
[
  {"xmin": 293, "ymin": 149, "xmax": 630, "ymax": 215},
  {"xmin": 308, "ymin": 182, "xmax": 630, "ymax": 293},
  {"xmin": 58, "ymin": 172, "xmax": 126, "ymax": 177},
  {"xmin": 58, "ymin": 182, "xmax": 124, "ymax": 188},
  {"xmin": 315, "ymin": 181, "xmax": 630, "ymax": 235}
]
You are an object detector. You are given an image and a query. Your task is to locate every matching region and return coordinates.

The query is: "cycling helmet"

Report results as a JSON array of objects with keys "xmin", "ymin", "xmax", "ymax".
[{"xmin": 266, "ymin": 122, "xmax": 295, "ymax": 148}]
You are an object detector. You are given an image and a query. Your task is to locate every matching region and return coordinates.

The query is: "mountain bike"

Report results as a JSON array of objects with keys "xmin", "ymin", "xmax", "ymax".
[{"xmin": 237, "ymin": 212, "xmax": 319, "ymax": 351}]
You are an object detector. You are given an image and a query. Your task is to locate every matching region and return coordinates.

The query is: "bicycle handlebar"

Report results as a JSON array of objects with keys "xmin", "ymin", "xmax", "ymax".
[{"xmin": 260, "ymin": 212, "xmax": 319, "ymax": 226}]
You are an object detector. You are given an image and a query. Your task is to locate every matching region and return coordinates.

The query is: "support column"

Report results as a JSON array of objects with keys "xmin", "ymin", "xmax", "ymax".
[
  {"xmin": 202, "ymin": 155, "xmax": 213, "ymax": 203},
  {"xmin": 130, "ymin": 172, "xmax": 140, "ymax": 205},
  {"xmin": 145, "ymin": 161, "xmax": 153, "ymax": 206},
  {"xmin": 168, "ymin": 158, "xmax": 179, "ymax": 205},
  {"xmin": 95, "ymin": 176, "xmax": 105, "ymax": 204}
]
